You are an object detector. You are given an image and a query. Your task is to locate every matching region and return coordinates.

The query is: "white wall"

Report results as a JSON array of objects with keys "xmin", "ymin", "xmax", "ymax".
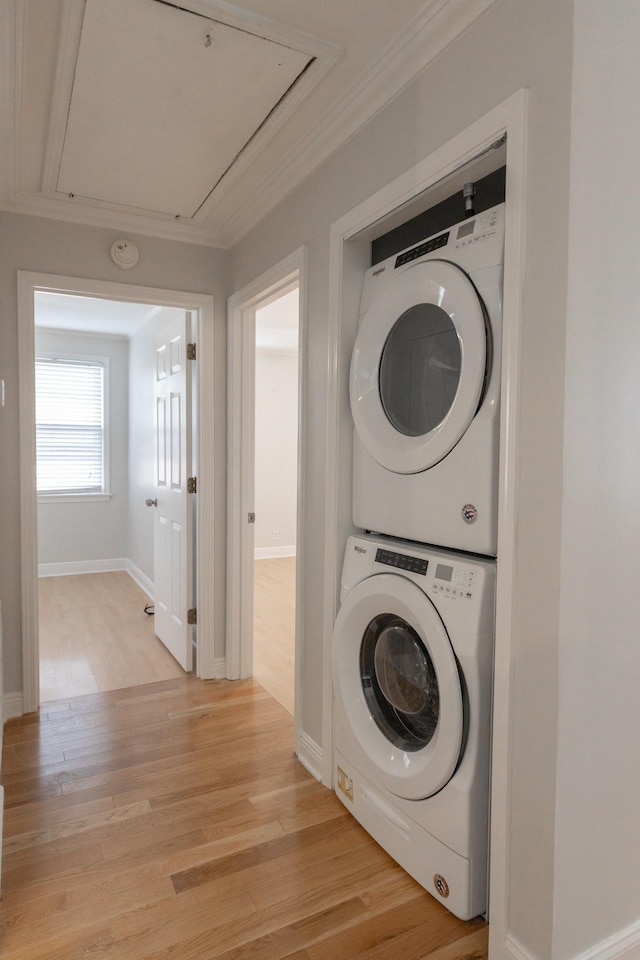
[
  {"xmin": 230, "ymin": 3, "xmax": 573, "ymax": 958},
  {"xmin": 254, "ymin": 349, "xmax": 298, "ymax": 554},
  {"xmin": 35, "ymin": 327, "xmax": 129, "ymax": 567},
  {"xmin": 0, "ymin": 211, "xmax": 228, "ymax": 698},
  {"xmin": 553, "ymin": 3, "xmax": 640, "ymax": 957}
]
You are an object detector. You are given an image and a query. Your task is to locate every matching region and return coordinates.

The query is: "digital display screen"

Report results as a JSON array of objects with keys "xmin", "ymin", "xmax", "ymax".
[
  {"xmin": 457, "ymin": 220, "xmax": 475, "ymax": 239},
  {"xmin": 435, "ymin": 563, "xmax": 453, "ymax": 582}
]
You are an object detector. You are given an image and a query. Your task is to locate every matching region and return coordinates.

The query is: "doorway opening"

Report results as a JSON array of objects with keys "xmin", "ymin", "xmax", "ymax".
[
  {"xmin": 34, "ymin": 293, "xmax": 196, "ymax": 701},
  {"xmin": 18, "ymin": 272, "xmax": 216, "ymax": 714},
  {"xmin": 252, "ymin": 288, "xmax": 299, "ymax": 714},
  {"xmin": 226, "ymin": 247, "xmax": 306, "ymax": 750}
]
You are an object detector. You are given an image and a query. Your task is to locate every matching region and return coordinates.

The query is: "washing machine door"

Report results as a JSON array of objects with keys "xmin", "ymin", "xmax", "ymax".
[
  {"xmin": 350, "ymin": 259, "xmax": 489, "ymax": 474},
  {"xmin": 333, "ymin": 572, "xmax": 464, "ymax": 800}
]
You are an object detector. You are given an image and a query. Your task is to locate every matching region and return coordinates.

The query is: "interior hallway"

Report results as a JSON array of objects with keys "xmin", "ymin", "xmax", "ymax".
[
  {"xmin": 1, "ymin": 674, "xmax": 488, "ymax": 959},
  {"xmin": 38, "ymin": 561, "xmax": 297, "ymax": 713},
  {"xmin": 38, "ymin": 572, "xmax": 184, "ymax": 702}
]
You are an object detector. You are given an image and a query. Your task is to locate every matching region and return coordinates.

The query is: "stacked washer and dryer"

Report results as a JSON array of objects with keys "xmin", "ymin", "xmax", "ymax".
[{"xmin": 332, "ymin": 203, "xmax": 504, "ymax": 920}]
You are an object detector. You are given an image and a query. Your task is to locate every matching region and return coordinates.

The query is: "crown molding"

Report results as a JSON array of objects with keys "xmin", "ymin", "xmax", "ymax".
[
  {"xmin": 216, "ymin": 0, "xmax": 498, "ymax": 246},
  {"xmin": 3, "ymin": 192, "xmax": 227, "ymax": 247},
  {"xmin": 0, "ymin": 0, "xmax": 497, "ymax": 249},
  {"xmin": 0, "ymin": 1, "xmax": 17, "ymax": 208}
]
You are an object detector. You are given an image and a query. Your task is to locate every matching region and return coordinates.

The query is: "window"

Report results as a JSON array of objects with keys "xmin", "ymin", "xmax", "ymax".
[{"xmin": 35, "ymin": 354, "xmax": 109, "ymax": 497}]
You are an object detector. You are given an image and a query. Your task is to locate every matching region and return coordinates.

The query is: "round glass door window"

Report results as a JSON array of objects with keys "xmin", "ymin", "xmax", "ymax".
[
  {"xmin": 379, "ymin": 304, "xmax": 462, "ymax": 438},
  {"xmin": 360, "ymin": 612, "xmax": 440, "ymax": 751}
]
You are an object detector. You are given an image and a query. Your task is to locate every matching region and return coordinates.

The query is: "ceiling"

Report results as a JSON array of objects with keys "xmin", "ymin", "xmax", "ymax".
[
  {"xmin": 0, "ymin": 0, "xmax": 495, "ymax": 249},
  {"xmin": 35, "ymin": 286, "xmax": 299, "ymax": 352},
  {"xmin": 34, "ymin": 291, "xmax": 161, "ymax": 338}
]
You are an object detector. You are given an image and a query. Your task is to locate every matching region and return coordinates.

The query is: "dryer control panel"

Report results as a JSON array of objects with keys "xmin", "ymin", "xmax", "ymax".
[
  {"xmin": 359, "ymin": 204, "xmax": 504, "ymax": 315},
  {"xmin": 453, "ymin": 206, "xmax": 500, "ymax": 252}
]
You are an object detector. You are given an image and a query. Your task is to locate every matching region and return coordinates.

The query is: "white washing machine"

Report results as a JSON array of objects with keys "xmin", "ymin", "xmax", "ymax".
[
  {"xmin": 351, "ymin": 204, "xmax": 504, "ymax": 556},
  {"xmin": 332, "ymin": 534, "xmax": 495, "ymax": 920}
]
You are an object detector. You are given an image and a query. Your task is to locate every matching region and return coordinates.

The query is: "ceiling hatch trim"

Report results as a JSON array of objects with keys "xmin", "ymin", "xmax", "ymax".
[
  {"xmin": 217, "ymin": 0, "xmax": 499, "ymax": 245},
  {"xmin": 41, "ymin": 0, "xmax": 341, "ymax": 224}
]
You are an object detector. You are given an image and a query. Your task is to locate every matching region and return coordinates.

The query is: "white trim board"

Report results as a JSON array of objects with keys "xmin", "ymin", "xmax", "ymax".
[
  {"xmin": 2, "ymin": 693, "xmax": 24, "ymax": 723},
  {"xmin": 18, "ymin": 272, "xmax": 217, "ymax": 712},
  {"xmin": 3, "ymin": 0, "xmax": 497, "ymax": 248},
  {"xmin": 505, "ymin": 920, "xmax": 640, "ymax": 960},
  {"xmin": 38, "ymin": 558, "xmax": 130, "ymax": 578},
  {"xmin": 323, "ymin": 90, "xmax": 528, "ymax": 959},
  {"xmin": 226, "ymin": 245, "xmax": 308, "ymax": 770},
  {"xmin": 37, "ymin": 560, "xmax": 155, "ymax": 602},
  {"xmin": 216, "ymin": 0, "xmax": 499, "ymax": 245},
  {"xmin": 254, "ymin": 546, "xmax": 296, "ymax": 560},
  {"xmin": 296, "ymin": 730, "xmax": 323, "ymax": 784}
]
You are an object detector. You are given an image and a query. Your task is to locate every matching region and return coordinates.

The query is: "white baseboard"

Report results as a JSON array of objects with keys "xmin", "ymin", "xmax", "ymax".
[
  {"xmin": 296, "ymin": 729, "xmax": 322, "ymax": 782},
  {"xmin": 574, "ymin": 918, "xmax": 640, "ymax": 960},
  {"xmin": 213, "ymin": 656, "xmax": 227, "ymax": 679},
  {"xmin": 254, "ymin": 546, "xmax": 297, "ymax": 560},
  {"xmin": 3, "ymin": 692, "xmax": 25, "ymax": 722},
  {"xmin": 505, "ymin": 918, "xmax": 640, "ymax": 960},
  {"xmin": 504, "ymin": 935, "xmax": 538, "ymax": 960},
  {"xmin": 36, "ymin": 557, "xmax": 155, "ymax": 600},
  {"xmin": 125, "ymin": 561, "xmax": 154, "ymax": 600},
  {"xmin": 38, "ymin": 557, "xmax": 129, "ymax": 578}
]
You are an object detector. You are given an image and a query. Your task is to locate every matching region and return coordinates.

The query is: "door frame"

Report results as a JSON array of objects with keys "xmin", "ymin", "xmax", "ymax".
[
  {"xmin": 226, "ymin": 246, "xmax": 306, "ymax": 739},
  {"xmin": 17, "ymin": 271, "xmax": 216, "ymax": 713}
]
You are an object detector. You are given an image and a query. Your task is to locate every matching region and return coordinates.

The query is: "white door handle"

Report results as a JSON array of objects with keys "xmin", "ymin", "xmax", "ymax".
[{"xmin": 145, "ymin": 497, "xmax": 158, "ymax": 507}]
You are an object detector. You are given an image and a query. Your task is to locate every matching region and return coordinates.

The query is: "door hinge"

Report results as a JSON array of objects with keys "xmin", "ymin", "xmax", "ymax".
[
  {"xmin": 187, "ymin": 607, "xmax": 197, "ymax": 625},
  {"xmin": 187, "ymin": 476, "xmax": 197, "ymax": 494},
  {"xmin": 187, "ymin": 342, "xmax": 197, "ymax": 360}
]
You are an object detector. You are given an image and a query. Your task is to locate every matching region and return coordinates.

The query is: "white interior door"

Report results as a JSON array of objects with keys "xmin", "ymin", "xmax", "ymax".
[{"xmin": 152, "ymin": 310, "xmax": 193, "ymax": 671}]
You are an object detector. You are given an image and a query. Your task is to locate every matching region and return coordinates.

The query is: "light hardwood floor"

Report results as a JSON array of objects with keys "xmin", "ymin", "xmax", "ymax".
[
  {"xmin": 39, "ymin": 565, "xmax": 296, "ymax": 711},
  {"xmin": 253, "ymin": 557, "xmax": 296, "ymax": 716},
  {"xmin": 38, "ymin": 572, "xmax": 184, "ymax": 702},
  {"xmin": 1, "ymin": 675, "xmax": 488, "ymax": 959}
]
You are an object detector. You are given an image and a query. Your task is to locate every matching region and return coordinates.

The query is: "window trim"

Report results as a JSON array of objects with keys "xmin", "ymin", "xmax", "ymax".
[{"xmin": 35, "ymin": 350, "xmax": 111, "ymax": 501}]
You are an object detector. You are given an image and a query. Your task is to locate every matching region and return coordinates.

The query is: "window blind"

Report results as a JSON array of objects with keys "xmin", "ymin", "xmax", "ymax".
[{"xmin": 35, "ymin": 356, "xmax": 105, "ymax": 494}]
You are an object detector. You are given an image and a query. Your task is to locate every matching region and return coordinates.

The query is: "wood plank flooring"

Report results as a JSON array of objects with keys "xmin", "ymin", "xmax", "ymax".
[
  {"xmin": 253, "ymin": 558, "xmax": 296, "ymax": 716},
  {"xmin": 1, "ymin": 676, "xmax": 488, "ymax": 959},
  {"xmin": 39, "ymin": 565, "xmax": 296, "ymax": 713},
  {"xmin": 38, "ymin": 573, "xmax": 184, "ymax": 702}
]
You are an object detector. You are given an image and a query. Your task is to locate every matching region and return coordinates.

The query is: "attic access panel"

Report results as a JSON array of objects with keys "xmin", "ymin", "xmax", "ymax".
[{"xmin": 53, "ymin": 0, "xmax": 314, "ymax": 219}]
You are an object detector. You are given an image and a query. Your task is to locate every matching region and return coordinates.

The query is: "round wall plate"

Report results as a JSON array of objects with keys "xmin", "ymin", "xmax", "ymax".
[{"xmin": 110, "ymin": 238, "xmax": 140, "ymax": 269}]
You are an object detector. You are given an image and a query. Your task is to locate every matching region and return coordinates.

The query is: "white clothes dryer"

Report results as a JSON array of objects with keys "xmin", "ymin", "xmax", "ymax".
[
  {"xmin": 332, "ymin": 534, "xmax": 496, "ymax": 920},
  {"xmin": 351, "ymin": 204, "xmax": 504, "ymax": 556}
]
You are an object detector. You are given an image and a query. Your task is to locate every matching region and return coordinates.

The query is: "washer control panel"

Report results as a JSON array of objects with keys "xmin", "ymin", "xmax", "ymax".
[
  {"xmin": 373, "ymin": 546, "xmax": 475, "ymax": 599},
  {"xmin": 342, "ymin": 536, "xmax": 495, "ymax": 625},
  {"xmin": 375, "ymin": 547, "xmax": 428, "ymax": 576},
  {"xmin": 432, "ymin": 562, "xmax": 476, "ymax": 600}
]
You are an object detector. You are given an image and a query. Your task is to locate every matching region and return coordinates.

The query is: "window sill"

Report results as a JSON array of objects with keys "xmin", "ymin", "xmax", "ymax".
[{"xmin": 38, "ymin": 493, "xmax": 112, "ymax": 504}]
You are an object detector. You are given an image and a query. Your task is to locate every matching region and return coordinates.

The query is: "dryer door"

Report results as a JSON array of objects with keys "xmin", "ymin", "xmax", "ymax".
[
  {"xmin": 332, "ymin": 572, "xmax": 464, "ymax": 800},
  {"xmin": 350, "ymin": 260, "xmax": 488, "ymax": 474}
]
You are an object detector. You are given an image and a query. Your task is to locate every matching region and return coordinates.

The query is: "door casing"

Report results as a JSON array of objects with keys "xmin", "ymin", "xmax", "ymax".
[
  {"xmin": 17, "ymin": 272, "xmax": 217, "ymax": 712},
  {"xmin": 226, "ymin": 246, "xmax": 307, "ymax": 756}
]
